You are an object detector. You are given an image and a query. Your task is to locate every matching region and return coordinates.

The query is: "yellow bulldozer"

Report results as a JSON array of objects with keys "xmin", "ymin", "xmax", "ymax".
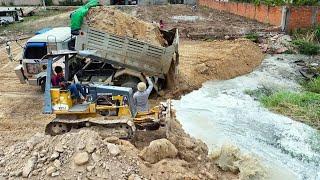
[{"xmin": 43, "ymin": 51, "xmax": 171, "ymax": 139}]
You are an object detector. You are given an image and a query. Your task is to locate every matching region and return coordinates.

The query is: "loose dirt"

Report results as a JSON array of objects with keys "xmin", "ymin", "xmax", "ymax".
[
  {"xmin": 119, "ymin": 5, "xmax": 272, "ymax": 39},
  {"xmin": 86, "ymin": 7, "xmax": 166, "ymax": 46},
  {"xmin": 165, "ymin": 39, "xmax": 265, "ymax": 97}
]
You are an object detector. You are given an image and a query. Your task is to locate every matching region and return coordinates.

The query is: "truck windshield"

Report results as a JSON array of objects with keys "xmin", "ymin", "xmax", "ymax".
[{"xmin": 24, "ymin": 43, "xmax": 47, "ymax": 59}]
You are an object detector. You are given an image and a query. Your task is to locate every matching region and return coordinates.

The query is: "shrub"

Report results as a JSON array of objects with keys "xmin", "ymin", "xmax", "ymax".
[
  {"xmin": 292, "ymin": 39, "xmax": 319, "ymax": 55},
  {"xmin": 245, "ymin": 33, "xmax": 259, "ymax": 43}
]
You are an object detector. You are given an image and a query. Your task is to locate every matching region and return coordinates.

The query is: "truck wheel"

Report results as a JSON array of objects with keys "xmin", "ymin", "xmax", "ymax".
[
  {"xmin": 40, "ymin": 79, "xmax": 46, "ymax": 93},
  {"xmin": 121, "ymin": 79, "xmax": 140, "ymax": 92}
]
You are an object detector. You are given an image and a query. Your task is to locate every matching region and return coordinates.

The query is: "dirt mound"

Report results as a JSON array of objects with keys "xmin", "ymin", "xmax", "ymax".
[
  {"xmin": 0, "ymin": 117, "xmax": 238, "ymax": 180},
  {"xmin": 166, "ymin": 39, "xmax": 265, "ymax": 97},
  {"xmin": 86, "ymin": 7, "xmax": 166, "ymax": 46}
]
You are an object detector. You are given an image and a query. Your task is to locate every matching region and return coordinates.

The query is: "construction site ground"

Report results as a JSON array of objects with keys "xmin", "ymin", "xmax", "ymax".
[{"xmin": 0, "ymin": 5, "xmax": 268, "ymax": 179}]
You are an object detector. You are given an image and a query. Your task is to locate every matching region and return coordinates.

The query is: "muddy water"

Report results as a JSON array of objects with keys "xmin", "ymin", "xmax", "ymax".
[{"xmin": 173, "ymin": 55, "xmax": 320, "ymax": 180}]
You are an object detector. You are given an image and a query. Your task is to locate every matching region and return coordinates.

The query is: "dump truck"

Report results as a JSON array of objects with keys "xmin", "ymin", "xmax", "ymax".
[{"xmin": 74, "ymin": 24, "xmax": 179, "ymax": 92}]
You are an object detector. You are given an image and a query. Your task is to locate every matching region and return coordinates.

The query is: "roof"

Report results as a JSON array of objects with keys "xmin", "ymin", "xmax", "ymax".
[
  {"xmin": 0, "ymin": 7, "xmax": 18, "ymax": 12},
  {"xmin": 27, "ymin": 27, "xmax": 71, "ymax": 43}
]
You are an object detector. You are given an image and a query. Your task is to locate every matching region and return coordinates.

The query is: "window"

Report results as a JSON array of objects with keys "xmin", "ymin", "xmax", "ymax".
[{"xmin": 24, "ymin": 45, "xmax": 47, "ymax": 59}]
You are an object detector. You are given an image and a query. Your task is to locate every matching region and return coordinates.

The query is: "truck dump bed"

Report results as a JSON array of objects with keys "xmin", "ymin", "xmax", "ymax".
[{"xmin": 75, "ymin": 25, "xmax": 179, "ymax": 76}]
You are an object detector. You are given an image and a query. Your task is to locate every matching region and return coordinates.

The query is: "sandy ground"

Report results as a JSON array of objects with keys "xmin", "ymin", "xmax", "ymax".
[{"xmin": 120, "ymin": 5, "xmax": 271, "ymax": 38}]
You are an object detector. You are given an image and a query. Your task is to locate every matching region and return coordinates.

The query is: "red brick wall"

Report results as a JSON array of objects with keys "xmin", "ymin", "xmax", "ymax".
[{"xmin": 199, "ymin": 0, "xmax": 320, "ymax": 30}]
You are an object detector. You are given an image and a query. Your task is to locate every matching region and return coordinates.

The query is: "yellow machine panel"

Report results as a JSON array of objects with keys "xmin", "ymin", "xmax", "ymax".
[{"xmin": 51, "ymin": 88, "xmax": 73, "ymax": 111}]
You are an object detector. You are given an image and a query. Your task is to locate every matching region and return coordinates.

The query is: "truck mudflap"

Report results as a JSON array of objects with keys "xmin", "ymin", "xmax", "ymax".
[{"xmin": 14, "ymin": 65, "xmax": 27, "ymax": 84}]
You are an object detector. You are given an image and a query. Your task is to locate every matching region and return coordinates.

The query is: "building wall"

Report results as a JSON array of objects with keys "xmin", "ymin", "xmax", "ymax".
[
  {"xmin": 199, "ymin": 0, "xmax": 320, "ymax": 30},
  {"xmin": 0, "ymin": 0, "xmax": 41, "ymax": 5}
]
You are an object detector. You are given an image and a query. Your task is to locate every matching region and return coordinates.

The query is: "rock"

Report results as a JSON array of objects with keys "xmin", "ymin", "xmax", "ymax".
[
  {"xmin": 196, "ymin": 63, "xmax": 209, "ymax": 75},
  {"xmin": 107, "ymin": 143, "xmax": 121, "ymax": 156},
  {"xmin": 92, "ymin": 152, "xmax": 102, "ymax": 162},
  {"xmin": 86, "ymin": 141, "xmax": 97, "ymax": 153},
  {"xmin": 22, "ymin": 156, "xmax": 37, "ymax": 177},
  {"xmin": 212, "ymin": 144, "xmax": 240, "ymax": 173},
  {"xmin": 224, "ymin": 35, "xmax": 230, "ymax": 40},
  {"xmin": 139, "ymin": 138, "xmax": 178, "ymax": 164},
  {"xmin": 0, "ymin": 159, "xmax": 5, "ymax": 167},
  {"xmin": 50, "ymin": 151, "xmax": 60, "ymax": 161},
  {"xmin": 74, "ymin": 152, "xmax": 90, "ymax": 166},
  {"xmin": 53, "ymin": 159, "xmax": 61, "ymax": 168},
  {"xmin": 103, "ymin": 136, "xmax": 120, "ymax": 144},
  {"xmin": 77, "ymin": 142, "xmax": 85, "ymax": 150},
  {"xmin": 54, "ymin": 143, "xmax": 64, "ymax": 153},
  {"xmin": 51, "ymin": 171, "xmax": 60, "ymax": 177},
  {"xmin": 128, "ymin": 174, "xmax": 142, "ymax": 180},
  {"xmin": 14, "ymin": 170, "xmax": 22, "ymax": 177},
  {"xmin": 86, "ymin": 165, "xmax": 95, "ymax": 172},
  {"xmin": 46, "ymin": 166, "xmax": 56, "ymax": 176}
]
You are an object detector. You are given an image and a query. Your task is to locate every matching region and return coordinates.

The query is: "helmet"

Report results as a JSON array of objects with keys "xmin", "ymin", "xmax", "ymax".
[{"xmin": 137, "ymin": 82, "xmax": 146, "ymax": 92}]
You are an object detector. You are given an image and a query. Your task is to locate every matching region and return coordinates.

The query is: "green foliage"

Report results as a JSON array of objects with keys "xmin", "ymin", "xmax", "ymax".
[
  {"xmin": 291, "ymin": 0, "xmax": 319, "ymax": 6},
  {"xmin": 231, "ymin": 0, "xmax": 318, "ymax": 6},
  {"xmin": 302, "ymin": 77, "xmax": 320, "ymax": 94},
  {"xmin": 1, "ymin": 2, "xmax": 6, "ymax": 6},
  {"xmin": 245, "ymin": 33, "xmax": 259, "ymax": 43},
  {"xmin": 45, "ymin": 0, "xmax": 54, "ymax": 6},
  {"xmin": 261, "ymin": 91, "xmax": 320, "ymax": 128},
  {"xmin": 292, "ymin": 39, "xmax": 319, "ymax": 55},
  {"xmin": 315, "ymin": 25, "xmax": 320, "ymax": 41},
  {"xmin": 9, "ymin": 2, "xmax": 13, "ymax": 6}
]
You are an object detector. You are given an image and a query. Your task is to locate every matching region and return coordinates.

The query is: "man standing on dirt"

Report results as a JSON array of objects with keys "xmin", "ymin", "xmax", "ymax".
[{"xmin": 133, "ymin": 76, "xmax": 153, "ymax": 112}]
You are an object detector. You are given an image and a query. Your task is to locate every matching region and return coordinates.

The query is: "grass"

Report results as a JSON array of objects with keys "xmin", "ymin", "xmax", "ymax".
[
  {"xmin": 0, "ymin": 9, "xmax": 67, "ymax": 34},
  {"xmin": 260, "ymin": 91, "xmax": 320, "ymax": 127},
  {"xmin": 302, "ymin": 77, "xmax": 320, "ymax": 94},
  {"xmin": 245, "ymin": 79, "xmax": 320, "ymax": 129},
  {"xmin": 292, "ymin": 39, "xmax": 320, "ymax": 55}
]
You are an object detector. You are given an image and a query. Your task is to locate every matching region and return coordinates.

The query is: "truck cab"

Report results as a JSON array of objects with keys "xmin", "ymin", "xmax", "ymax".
[
  {"xmin": 15, "ymin": 27, "xmax": 76, "ymax": 92},
  {"xmin": 0, "ymin": 8, "xmax": 23, "ymax": 25}
]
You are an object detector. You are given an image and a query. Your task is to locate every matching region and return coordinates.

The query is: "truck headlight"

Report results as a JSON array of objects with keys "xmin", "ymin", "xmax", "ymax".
[{"xmin": 26, "ymin": 63, "xmax": 41, "ymax": 74}]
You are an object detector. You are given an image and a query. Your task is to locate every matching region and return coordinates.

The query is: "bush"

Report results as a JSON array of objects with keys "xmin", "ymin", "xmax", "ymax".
[{"xmin": 292, "ymin": 39, "xmax": 319, "ymax": 55}]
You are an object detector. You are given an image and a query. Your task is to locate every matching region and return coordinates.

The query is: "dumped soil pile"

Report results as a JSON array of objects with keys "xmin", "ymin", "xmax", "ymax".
[
  {"xmin": 86, "ymin": 7, "xmax": 166, "ymax": 46},
  {"xmin": 167, "ymin": 39, "xmax": 265, "ymax": 97},
  {"xmin": 0, "ymin": 118, "xmax": 238, "ymax": 180}
]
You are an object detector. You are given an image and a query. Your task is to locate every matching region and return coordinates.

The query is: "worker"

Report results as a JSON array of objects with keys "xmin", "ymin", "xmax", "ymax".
[
  {"xmin": 133, "ymin": 76, "xmax": 153, "ymax": 112},
  {"xmin": 5, "ymin": 42, "xmax": 13, "ymax": 61},
  {"xmin": 52, "ymin": 66, "xmax": 85, "ymax": 101},
  {"xmin": 70, "ymin": 0, "xmax": 99, "ymax": 35}
]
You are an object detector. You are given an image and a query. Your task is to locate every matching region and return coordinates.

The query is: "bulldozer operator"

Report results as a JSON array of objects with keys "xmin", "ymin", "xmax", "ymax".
[
  {"xmin": 133, "ymin": 76, "xmax": 153, "ymax": 113},
  {"xmin": 52, "ymin": 66, "xmax": 85, "ymax": 101}
]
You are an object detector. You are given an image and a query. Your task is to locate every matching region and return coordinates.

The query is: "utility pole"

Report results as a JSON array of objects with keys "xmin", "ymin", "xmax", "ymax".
[{"xmin": 42, "ymin": 0, "xmax": 47, "ymax": 10}]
